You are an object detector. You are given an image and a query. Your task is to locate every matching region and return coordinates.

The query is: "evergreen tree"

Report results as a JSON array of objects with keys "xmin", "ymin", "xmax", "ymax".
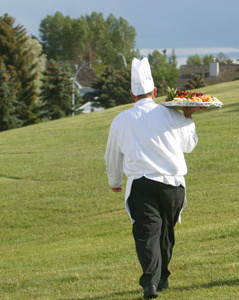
[
  {"xmin": 91, "ymin": 66, "xmax": 132, "ymax": 108},
  {"xmin": 0, "ymin": 14, "xmax": 39, "ymax": 126},
  {"xmin": 157, "ymin": 78, "xmax": 168, "ymax": 96},
  {"xmin": 24, "ymin": 35, "xmax": 47, "ymax": 96},
  {"xmin": 40, "ymin": 61, "xmax": 73, "ymax": 120},
  {"xmin": 184, "ymin": 73, "xmax": 206, "ymax": 89},
  {"xmin": 0, "ymin": 61, "xmax": 21, "ymax": 130}
]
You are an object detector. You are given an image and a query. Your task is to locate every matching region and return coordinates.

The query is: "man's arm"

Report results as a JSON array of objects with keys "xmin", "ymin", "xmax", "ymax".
[
  {"xmin": 176, "ymin": 107, "xmax": 206, "ymax": 153},
  {"xmin": 105, "ymin": 121, "xmax": 124, "ymax": 192},
  {"xmin": 182, "ymin": 106, "xmax": 206, "ymax": 119}
]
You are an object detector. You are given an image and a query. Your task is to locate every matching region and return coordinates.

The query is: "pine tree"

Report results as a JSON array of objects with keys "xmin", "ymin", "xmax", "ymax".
[
  {"xmin": 184, "ymin": 73, "xmax": 206, "ymax": 90},
  {"xmin": 23, "ymin": 35, "xmax": 47, "ymax": 99},
  {"xmin": 0, "ymin": 14, "xmax": 39, "ymax": 126},
  {"xmin": 40, "ymin": 61, "xmax": 73, "ymax": 120},
  {"xmin": 91, "ymin": 65, "xmax": 132, "ymax": 108},
  {"xmin": 0, "ymin": 61, "xmax": 21, "ymax": 131},
  {"xmin": 157, "ymin": 78, "xmax": 168, "ymax": 96}
]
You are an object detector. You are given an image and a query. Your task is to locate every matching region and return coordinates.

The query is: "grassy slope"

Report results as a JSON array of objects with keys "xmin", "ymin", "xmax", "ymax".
[{"xmin": 0, "ymin": 81, "xmax": 238, "ymax": 299}]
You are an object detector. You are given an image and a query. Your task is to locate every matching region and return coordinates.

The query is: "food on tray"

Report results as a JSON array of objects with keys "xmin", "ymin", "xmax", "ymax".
[
  {"xmin": 200, "ymin": 94, "xmax": 212, "ymax": 102},
  {"xmin": 189, "ymin": 97, "xmax": 203, "ymax": 102},
  {"xmin": 164, "ymin": 87, "xmax": 222, "ymax": 104}
]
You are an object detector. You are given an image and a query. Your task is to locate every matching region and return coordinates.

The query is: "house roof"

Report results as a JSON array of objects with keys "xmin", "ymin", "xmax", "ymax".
[
  {"xmin": 78, "ymin": 101, "xmax": 104, "ymax": 113},
  {"xmin": 176, "ymin": 64, "xmax": 239, "ymax": 89}
]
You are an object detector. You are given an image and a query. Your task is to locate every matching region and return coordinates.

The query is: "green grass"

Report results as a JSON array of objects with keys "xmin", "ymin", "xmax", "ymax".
[{"xmin": 0, "ymin": 81, "xmax": 239, "ymax": 299}]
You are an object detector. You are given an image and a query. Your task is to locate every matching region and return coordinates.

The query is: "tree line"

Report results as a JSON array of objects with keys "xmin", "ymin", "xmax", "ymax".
[
  {"xmin": 186, "ymin": 53, "xmax": 233, "ymax": 65},
  {"xmin": 0, "ymin": 12, "xmax": 139, "ymax": 131},
  {"xmin": 0, "ymin": 11, "xmax": 235, "ymax": 131},
  {"xmin": 39, "ymin": 11, "xmax": 137, "ymax": 69}
]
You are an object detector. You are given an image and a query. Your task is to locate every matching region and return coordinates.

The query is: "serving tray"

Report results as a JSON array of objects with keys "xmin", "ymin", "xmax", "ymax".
[{"xmin": 161, "ymin": 101, "xmax": 223, "ymax": 110}]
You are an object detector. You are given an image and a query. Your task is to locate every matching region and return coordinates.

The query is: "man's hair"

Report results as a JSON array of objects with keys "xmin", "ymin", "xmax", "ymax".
[{"xmin": 136, "ymin": 90, "xmax": 154, "ymax": 100}]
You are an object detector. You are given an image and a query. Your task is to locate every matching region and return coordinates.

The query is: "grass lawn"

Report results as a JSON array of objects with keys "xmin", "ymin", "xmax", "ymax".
[{"xmin": 0, "ymin": 81, "xmax": 238, "ymax": 299}]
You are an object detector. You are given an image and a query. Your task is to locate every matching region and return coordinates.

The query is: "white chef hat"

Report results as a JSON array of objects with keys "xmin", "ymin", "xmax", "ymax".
[{"xmin": 131, "ymin": 57, "xmax": 154, "ymax": 96}]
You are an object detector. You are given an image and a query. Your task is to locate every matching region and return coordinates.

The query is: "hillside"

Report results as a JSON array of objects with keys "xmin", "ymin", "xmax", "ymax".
[{"xmin": 0, "ymin": 81, "xmax": 238, "ymax": 299}]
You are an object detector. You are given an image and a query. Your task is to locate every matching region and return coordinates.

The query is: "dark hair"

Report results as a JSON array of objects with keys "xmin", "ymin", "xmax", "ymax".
[{"xmin": 136, "ymin": 90, "xmax": 154, "ymax": 100}]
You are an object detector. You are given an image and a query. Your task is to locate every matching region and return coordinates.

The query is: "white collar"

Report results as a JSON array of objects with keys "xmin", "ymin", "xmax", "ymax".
[{"xmin": 134, "ymin": 98, "xmax": 154, "ymax": 107}]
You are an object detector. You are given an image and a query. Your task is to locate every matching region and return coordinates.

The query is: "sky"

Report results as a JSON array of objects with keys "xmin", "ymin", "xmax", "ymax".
[{"xmin": 1, "ymin": 0, "xmax": 239, "ymax": 67}]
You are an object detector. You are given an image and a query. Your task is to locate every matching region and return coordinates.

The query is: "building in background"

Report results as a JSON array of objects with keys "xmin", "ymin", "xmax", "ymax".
[{"xmin": 176, "ymin": 63, "xmax": 239, "ymax": 89}]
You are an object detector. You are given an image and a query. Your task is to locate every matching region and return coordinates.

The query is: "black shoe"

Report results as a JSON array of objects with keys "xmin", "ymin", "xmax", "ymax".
[
  {"xmin": 158, "ymin": 279, "xmax": 169, "ymax": 291},
  {"xmin": 143, "ymin": 285, "xmax": 158, "ymax": 299}
]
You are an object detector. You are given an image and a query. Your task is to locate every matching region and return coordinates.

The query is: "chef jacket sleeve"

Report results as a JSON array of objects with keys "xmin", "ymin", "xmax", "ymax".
[
  {"xmin": 177, "ymin": 116, "xmax": 198, "ymax": 153},
  {"xmin": 105, "ymin": 120, "xmax": 124, "ymax": 188}
]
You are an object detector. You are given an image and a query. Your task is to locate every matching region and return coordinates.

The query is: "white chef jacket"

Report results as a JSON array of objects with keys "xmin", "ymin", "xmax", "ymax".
[{"xmin": 105, "ymin": 98, "xmax": 198, "ymax": 224}]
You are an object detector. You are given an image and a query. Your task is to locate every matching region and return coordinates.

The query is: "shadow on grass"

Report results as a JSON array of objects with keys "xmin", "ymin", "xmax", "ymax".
[
  {"xmin": 62, "ymin": 288, "xmax": 142, "ymax": 300},
  {"xmin": 61, "ymin": 279, "xmax": 239, "ymax": 299},
  {"xmin": 2, "ymin": 278, "xmax": 238, "ymax": 299},
  {"xmin": 222, "ymin": 102, "xmax": 239, "ymax": 113},
  {"xmin": 173, "ymin": 278, "xmax": 239, "ymax": 291}
]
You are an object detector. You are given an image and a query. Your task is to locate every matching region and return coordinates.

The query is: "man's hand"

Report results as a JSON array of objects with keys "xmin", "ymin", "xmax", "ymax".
[
  {"xmin": 182, "ymin": 106, "xmax": 206, "ymax": 119},
  {"xmin": 111, "ymin": 186, "xmax": 122, "ymax": 192}
]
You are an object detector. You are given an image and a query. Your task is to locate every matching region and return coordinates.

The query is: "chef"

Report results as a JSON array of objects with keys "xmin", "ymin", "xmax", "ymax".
[{"xmin": 105, "ymin": 57, "xmax": 204, "ymax": 299}]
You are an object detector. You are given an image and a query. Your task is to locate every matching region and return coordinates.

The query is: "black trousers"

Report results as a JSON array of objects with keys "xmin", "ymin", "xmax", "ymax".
[{"xmin": 128, "ymin": 176, "xmax": 185, "ymax": 289}]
